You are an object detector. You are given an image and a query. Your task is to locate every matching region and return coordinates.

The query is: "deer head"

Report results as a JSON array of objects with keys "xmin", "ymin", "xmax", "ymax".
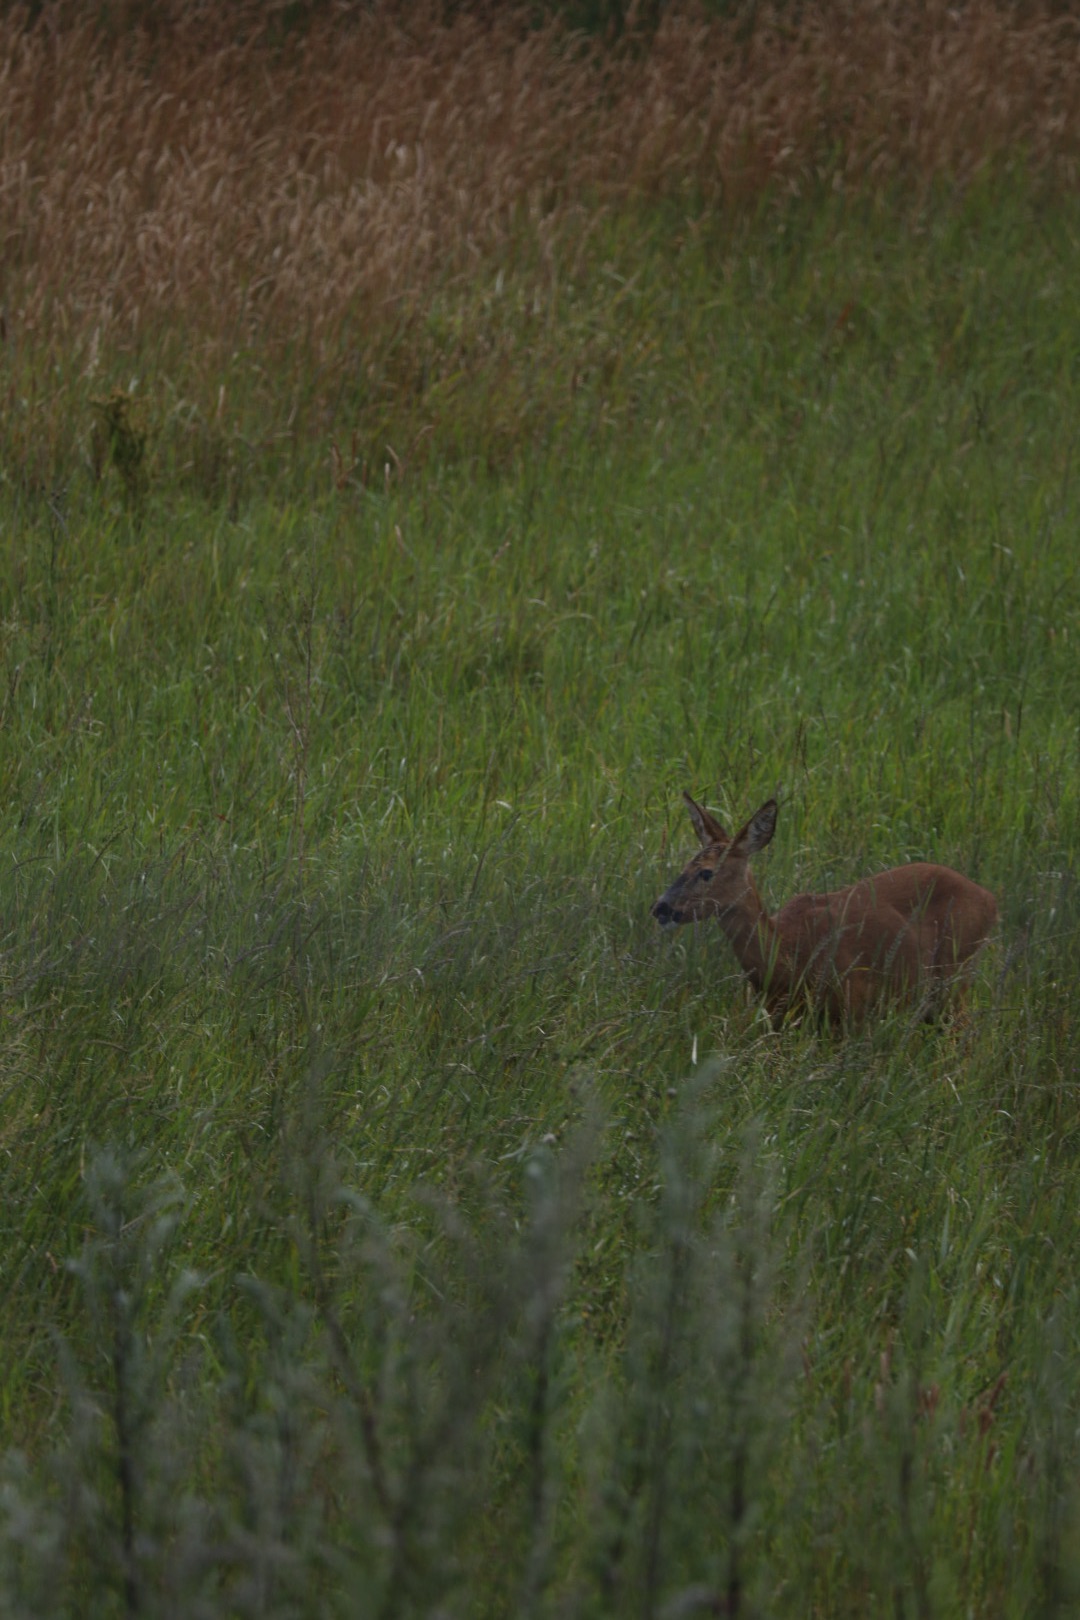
[{"xmin": 652, "ymin": 793, "xmax": 777, "ymax": 928}]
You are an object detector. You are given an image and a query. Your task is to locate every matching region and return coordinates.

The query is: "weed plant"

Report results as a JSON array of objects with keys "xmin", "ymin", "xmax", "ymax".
[{"xmin": 1, "ymin": 3, "xmax": 1079, "ymax": 1615}]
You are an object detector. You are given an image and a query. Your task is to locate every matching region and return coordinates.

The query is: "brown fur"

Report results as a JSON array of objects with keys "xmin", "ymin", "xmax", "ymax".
[{"xmin": 653, "ymin": 793, "xmax": 998, "ymax": 1024}]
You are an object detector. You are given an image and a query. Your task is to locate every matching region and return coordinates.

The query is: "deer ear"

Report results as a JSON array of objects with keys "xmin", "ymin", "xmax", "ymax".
[
  {"xmin": 732, "ymin": 799, "xmax": 777, "ymax": 857},
  {"xmin": 683, "ymin": 791, "xmax": 728, "ymax": 848}
]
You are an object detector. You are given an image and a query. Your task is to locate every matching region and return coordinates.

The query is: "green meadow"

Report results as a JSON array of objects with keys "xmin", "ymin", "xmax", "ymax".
[{"xmin": 2, "ymin": 7, "xmax": 1080, "ymax": 1613}]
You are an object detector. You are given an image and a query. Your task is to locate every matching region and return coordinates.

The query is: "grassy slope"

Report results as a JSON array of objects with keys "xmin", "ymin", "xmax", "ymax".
[{"xmin": 1, "ymin": 24, "xmax": 1080, "ymax": 1611}]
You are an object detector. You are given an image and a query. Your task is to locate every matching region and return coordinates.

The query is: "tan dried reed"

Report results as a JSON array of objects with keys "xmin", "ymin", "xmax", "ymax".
[{"xmin": 1, "ymin": 1, "xmax": 1076, "ymax": 464}]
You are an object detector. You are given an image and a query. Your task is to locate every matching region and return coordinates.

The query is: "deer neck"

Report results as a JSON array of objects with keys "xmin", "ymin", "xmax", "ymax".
[{"xmin": 715, "ymin": 875, "xmax": 784, "ymax": 994}]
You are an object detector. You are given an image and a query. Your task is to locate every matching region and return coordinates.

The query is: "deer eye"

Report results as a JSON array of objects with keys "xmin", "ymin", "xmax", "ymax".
[{"xmin": 697, "ymin": 869, "xmax": 713, "ymax": 883}]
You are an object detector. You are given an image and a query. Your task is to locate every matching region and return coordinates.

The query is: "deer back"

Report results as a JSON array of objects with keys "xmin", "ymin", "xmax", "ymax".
[{"xmin": 770, "ymin": 864, "xmax": 998, "ymax": 1020}]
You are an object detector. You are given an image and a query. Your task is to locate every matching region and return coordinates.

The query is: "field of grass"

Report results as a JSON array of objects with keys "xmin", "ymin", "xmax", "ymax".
[{"xmin": 2, "ymin": 3, "xmax": 1080, "ymax": 1615}]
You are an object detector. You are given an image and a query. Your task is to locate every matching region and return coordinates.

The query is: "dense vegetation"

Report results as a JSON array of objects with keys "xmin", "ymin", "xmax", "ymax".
[{"xmin": 1, "ymin": 3, "xmax": 1078, "ymax": 1614}]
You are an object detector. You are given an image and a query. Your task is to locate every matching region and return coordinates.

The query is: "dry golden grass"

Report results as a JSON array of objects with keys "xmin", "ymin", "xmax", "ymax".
[{"xmin": 1, "ymin": 0, "xmax": 1078, "ymax": 483}]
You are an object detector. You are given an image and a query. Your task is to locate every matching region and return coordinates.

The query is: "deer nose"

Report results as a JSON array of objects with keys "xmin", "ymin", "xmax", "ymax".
[{"xmin": 653, "ymin": 899, "xmax": 673, "ymax": 925}]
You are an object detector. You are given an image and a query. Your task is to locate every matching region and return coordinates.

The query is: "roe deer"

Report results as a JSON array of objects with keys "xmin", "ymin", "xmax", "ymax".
[{"xmin": 653, "ymin": 794, "xmax": 998, "ymax": 1024}]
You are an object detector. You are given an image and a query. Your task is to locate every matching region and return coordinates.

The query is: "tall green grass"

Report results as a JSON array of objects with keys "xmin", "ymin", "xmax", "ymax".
[{"xmin": 1, "ymin": 183, "xmax": 1079, "ymax": 1614}]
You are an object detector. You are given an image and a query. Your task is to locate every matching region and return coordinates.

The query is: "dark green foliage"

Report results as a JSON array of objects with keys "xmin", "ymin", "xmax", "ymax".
[{"xmin": 0, "ymin": 1098, "xmax": 802, "ymax": 1616}]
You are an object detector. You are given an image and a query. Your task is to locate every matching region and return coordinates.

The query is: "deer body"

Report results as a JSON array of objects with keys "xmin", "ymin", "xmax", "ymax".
[{"xmin": 653, "ymin": 795, "xmax": 998, "ymax": 1024}]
